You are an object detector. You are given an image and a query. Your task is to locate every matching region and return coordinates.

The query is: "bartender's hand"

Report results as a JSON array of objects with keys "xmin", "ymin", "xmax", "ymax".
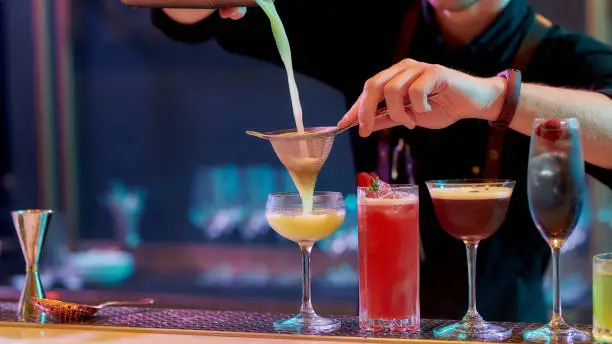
[
  {"xmin": 218, "ymin": 7, "xmax": 247, "ymax": 19},
  {"xmin": 337, "ymin": 59, "xmax": 505, "ymax": 137},
  {"xmin": 163, "ymin": 7, "xmax": 246, "ymax": 24}
]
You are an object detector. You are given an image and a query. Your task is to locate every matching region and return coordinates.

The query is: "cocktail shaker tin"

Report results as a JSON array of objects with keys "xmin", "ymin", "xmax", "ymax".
[{"xmin": 121, "ymin": 0, "xmax": 259, "ymax": 8}]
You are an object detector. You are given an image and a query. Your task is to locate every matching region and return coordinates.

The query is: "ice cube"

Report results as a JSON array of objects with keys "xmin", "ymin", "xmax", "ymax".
[{"xmin": 529, "ymin": 152, "xmax": 565, "ymax": 188}]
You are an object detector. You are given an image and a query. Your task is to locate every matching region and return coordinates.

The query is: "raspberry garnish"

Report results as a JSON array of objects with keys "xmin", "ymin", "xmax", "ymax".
[{"xmin": 535, "ymin": 118, "xmax": 566, "ymax": 142}]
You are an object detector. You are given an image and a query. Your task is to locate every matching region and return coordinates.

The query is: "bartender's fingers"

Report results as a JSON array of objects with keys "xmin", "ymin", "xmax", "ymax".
[
  {"xmin": 384, "ymin": 67, "xmax": 425, "ymax": 130},
  {"xmin": 339, "ymin": 95, "xmax": 404, "ymax": 133},
  {"xmin": 358, "ymin": 59, "xmax": 418, "ymax": 137},
  {"xmin": 219, "ymin": 7, "xmax": 247, "ymax": 19},
  {"xmin": 337, "ymin": 95, "xmax": 362, "ymax": 129},
  {"xmin": 407, "ymin": 65, "xmax": 447, "ymax": 113},
  {"xmin": 371, "ymin": 115, "xmax": 397, "ymax": 132}
]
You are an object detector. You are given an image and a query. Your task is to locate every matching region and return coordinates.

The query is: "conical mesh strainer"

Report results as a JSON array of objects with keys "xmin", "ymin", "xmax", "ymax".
[
  {"xmin": 246, "ymin": 94, "xmax": 441, "ymax": 192},
  {"xmin": 246, "ymin": 127, "xmax": 336, "ymax": 201},
  {"xmin": 246, "ymin": 126, "xmax": 336, "ymax": 168},
  {"xmin": 247, "ymin": 127, "xmax": 338, "ymax": 214}
]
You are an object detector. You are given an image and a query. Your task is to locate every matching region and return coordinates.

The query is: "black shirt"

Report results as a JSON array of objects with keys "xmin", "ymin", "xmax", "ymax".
[{"xmin": 152, "ymin": 0, "xmax": 612, "ymax": 322}]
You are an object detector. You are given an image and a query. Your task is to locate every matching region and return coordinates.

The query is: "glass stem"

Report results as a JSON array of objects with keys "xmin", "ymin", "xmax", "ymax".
[
  {"xmin": 550, "ymin": 247, "xmax": 563, "ymax": 326},
  {"xmin": 299, "ymin": 242, "xmax": 315, "ymax": 316},
  {"xmin": 464, "ymin": 241, "xmax": 481, "ymax": 321}
]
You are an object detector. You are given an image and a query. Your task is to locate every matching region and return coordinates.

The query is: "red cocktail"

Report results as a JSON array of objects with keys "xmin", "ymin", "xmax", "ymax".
[
  {"xmin": 357, "ymin": 175, "xmax": 419, "ymax": 332},
  {"xmin": 426, "ymin": 179, "xmax": 514, "ymax": 341}
]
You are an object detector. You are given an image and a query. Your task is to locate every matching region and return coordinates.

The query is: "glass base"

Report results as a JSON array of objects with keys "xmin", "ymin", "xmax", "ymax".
[
  {"xmin": 433, "ymin": 318, "xmax": 512, "ymax": 341},
  {"xmin": 273, "ymin": 312, "xmax": 341, "ymax": 334},
  {"xmin": 523, "ymin": 322, "xmax": 591, "ymax": 343},
  {"xmin": 360, "ymin": 317, "xmax": 420, "ymax": 333},
  {"xmin": 594, "ymin": 326, "xmax": 612, "ymax": 343}
]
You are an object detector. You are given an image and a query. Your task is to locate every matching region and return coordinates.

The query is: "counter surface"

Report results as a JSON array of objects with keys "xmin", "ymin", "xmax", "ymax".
[
  {"xmin": 0, "ymin": 302, "xmax": 593, "ymax": 343},
  {"xmin": 0, "ymin": 326, "xmax": 354, "ymax": 344},
  {"xmin": 0, "ymin": 326, "xmax": 348, "ymax": 344}
]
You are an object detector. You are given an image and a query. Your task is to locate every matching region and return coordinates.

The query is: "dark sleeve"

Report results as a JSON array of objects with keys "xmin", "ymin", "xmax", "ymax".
[
  {"xmin": 149, "ymin": 1, "xmax": 383, "ymax": 95},
  {"xmin": 150, "ymin": 9, "xmax": 223, "ymax": 44},
  {"xmin": 529, "ymin": 28, "xmax": 612, "ymax": 188}
]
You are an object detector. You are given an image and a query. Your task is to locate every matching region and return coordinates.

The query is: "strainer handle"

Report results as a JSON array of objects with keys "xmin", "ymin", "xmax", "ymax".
[
  {"xmin": 335, "ymin": 93, "xmax": 441, "ymax": 135},
  {"xmin": 335, "ymin": 109, "xmax": 392, "ymax": 135}
]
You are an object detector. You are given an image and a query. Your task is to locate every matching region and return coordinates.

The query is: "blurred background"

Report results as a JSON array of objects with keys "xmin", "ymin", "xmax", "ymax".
[{"xmin": 0, "ymin": 0, "xmax": 609, "ymax": 324}]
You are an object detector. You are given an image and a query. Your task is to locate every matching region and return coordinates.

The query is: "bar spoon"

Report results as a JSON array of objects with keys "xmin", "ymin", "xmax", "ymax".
[{"xmin": 29, "ymin": 297, "xmax": 155, "ymax": 319}]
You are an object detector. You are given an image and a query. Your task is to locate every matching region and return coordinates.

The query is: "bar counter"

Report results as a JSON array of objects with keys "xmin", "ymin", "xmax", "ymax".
[{"xmin": 0, "ymin": 302, "xmax": 594, "ymax": 343}]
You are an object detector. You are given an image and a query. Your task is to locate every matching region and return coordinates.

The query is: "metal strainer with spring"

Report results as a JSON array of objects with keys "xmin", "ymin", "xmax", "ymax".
[
  {"xmin": 246, "ymin": 95, "xmax": 440, "ymax": 171},
  {"xmin": 246, "ymin": 126, "xmax": 336, "ymax": 177}
]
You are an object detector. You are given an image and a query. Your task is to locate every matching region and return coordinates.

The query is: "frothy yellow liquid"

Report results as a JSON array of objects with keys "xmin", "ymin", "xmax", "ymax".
[
  {"xmin": 283, "ymin": 156, "xmax": 320, "ymax": 214},
  {"xmin": 266, "ymin": 210, "xmax": 345, "ymax": 243}
]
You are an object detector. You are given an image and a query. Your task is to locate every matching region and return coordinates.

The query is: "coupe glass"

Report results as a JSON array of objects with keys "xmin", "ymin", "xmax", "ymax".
[
  {"xmin": 426, "ymin": 179, "xmax": 515, "ymax": 341},
  {"xmin": 266, "ymin": 192, "xmax": 345, "ymax": 333},
  {"xmin": 523, "ymin": 118, "xmax": 591, "ymax": 342}
]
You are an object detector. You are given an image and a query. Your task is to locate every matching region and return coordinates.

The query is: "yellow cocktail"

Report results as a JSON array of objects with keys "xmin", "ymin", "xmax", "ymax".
[
  {"xmin": 266, "ymin": 210, "xmax": 345, "ymax": 243},
  {"xmin": 594, "ymin": 253, "xmax": 612, "ymax": 342},
  {"xmin": 266, "ymin": 192, "xmax": 345, "ymax": 333}
]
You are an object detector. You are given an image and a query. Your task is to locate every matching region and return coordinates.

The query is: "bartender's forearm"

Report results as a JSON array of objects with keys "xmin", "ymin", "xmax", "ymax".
[
  {"xmin": 485, "ymin": 79, "xmax": 612, "ymax": 169},
  {"xmin": 162, "ymin": 8, "xmax": 216, "ymax": 24}
]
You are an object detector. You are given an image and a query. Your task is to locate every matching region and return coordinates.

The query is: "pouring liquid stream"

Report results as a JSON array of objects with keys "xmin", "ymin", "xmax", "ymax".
[
  {"xmin": 255, "ymin": 0, "xmax": 316, "ymax": 214},
  {"xmin": 255, "ymin": 0, "xmax": 303, "ymax": 134}
]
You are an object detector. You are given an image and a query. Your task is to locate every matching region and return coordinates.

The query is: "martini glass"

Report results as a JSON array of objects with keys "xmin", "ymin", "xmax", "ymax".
[
  {"xmin": 523, "ymin": 118, "xmax": 590, "ymax": 343},
  {"xmin": 266, "ymin": 192, "xmax": 345, "ymax": 333},
  {"xmin": 426, "ymin": 179, "xmax": 515, "ymax": 341}
]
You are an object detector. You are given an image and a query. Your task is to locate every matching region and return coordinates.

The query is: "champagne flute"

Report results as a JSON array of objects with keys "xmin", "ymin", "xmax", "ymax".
[{"xmin": 523, "ymin": 118, "xmax": 590, "ymax": 342}]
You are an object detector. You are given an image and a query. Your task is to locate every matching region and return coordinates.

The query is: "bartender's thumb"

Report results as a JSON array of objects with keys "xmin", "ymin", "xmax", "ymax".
[{"xmin": 219, "ymin": 7, "xmax": 247, "ymax": 20}]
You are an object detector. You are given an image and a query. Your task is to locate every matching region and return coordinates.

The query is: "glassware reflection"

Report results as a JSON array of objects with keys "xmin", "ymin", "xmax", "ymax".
[
  {"xmin": 240, "ymin": 165, "xmax": 274, "ymax": 241},
  {"xmin": 104, "ymin": 180, "xmax": 147, "ymax": 250}
]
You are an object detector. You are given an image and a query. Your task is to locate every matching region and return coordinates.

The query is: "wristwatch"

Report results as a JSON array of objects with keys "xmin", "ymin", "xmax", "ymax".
[{"xmin": 489, "ymin": 69, "xmax": 522, "ymax": 128}]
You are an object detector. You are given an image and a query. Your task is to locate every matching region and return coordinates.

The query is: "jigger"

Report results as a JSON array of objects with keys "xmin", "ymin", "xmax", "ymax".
[{"xmin": 12, "ymin": 210, "xmax": 53, "ymax": 319}]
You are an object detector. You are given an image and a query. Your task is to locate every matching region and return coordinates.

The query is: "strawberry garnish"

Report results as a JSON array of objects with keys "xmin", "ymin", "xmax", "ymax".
[
  {"xmin": 357, "ymin": 172, "xmax": 374, "ymax": 188},
  {"xmin": 366, "ymin": 177, "xmax": 380, "ymax": 198},
  {"xmin": 377, "ymin": 178, "xmax": 391, "ymax": 195},
  {"xmin": 357, "ymin": 172, "xmax": 391, "ymax": 198},
  {"xmin": 357, "ymin": 172, "xmax": 378, "ymax": 197},
  {"xmin": 535, "ymin": 118, "xmax": 566, "ymax": 142}
]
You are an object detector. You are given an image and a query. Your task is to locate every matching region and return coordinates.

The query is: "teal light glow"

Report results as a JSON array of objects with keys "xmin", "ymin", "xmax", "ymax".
[{"xmin": 345, "ymin": 193, "xmax": 357, "ymax": 211}]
